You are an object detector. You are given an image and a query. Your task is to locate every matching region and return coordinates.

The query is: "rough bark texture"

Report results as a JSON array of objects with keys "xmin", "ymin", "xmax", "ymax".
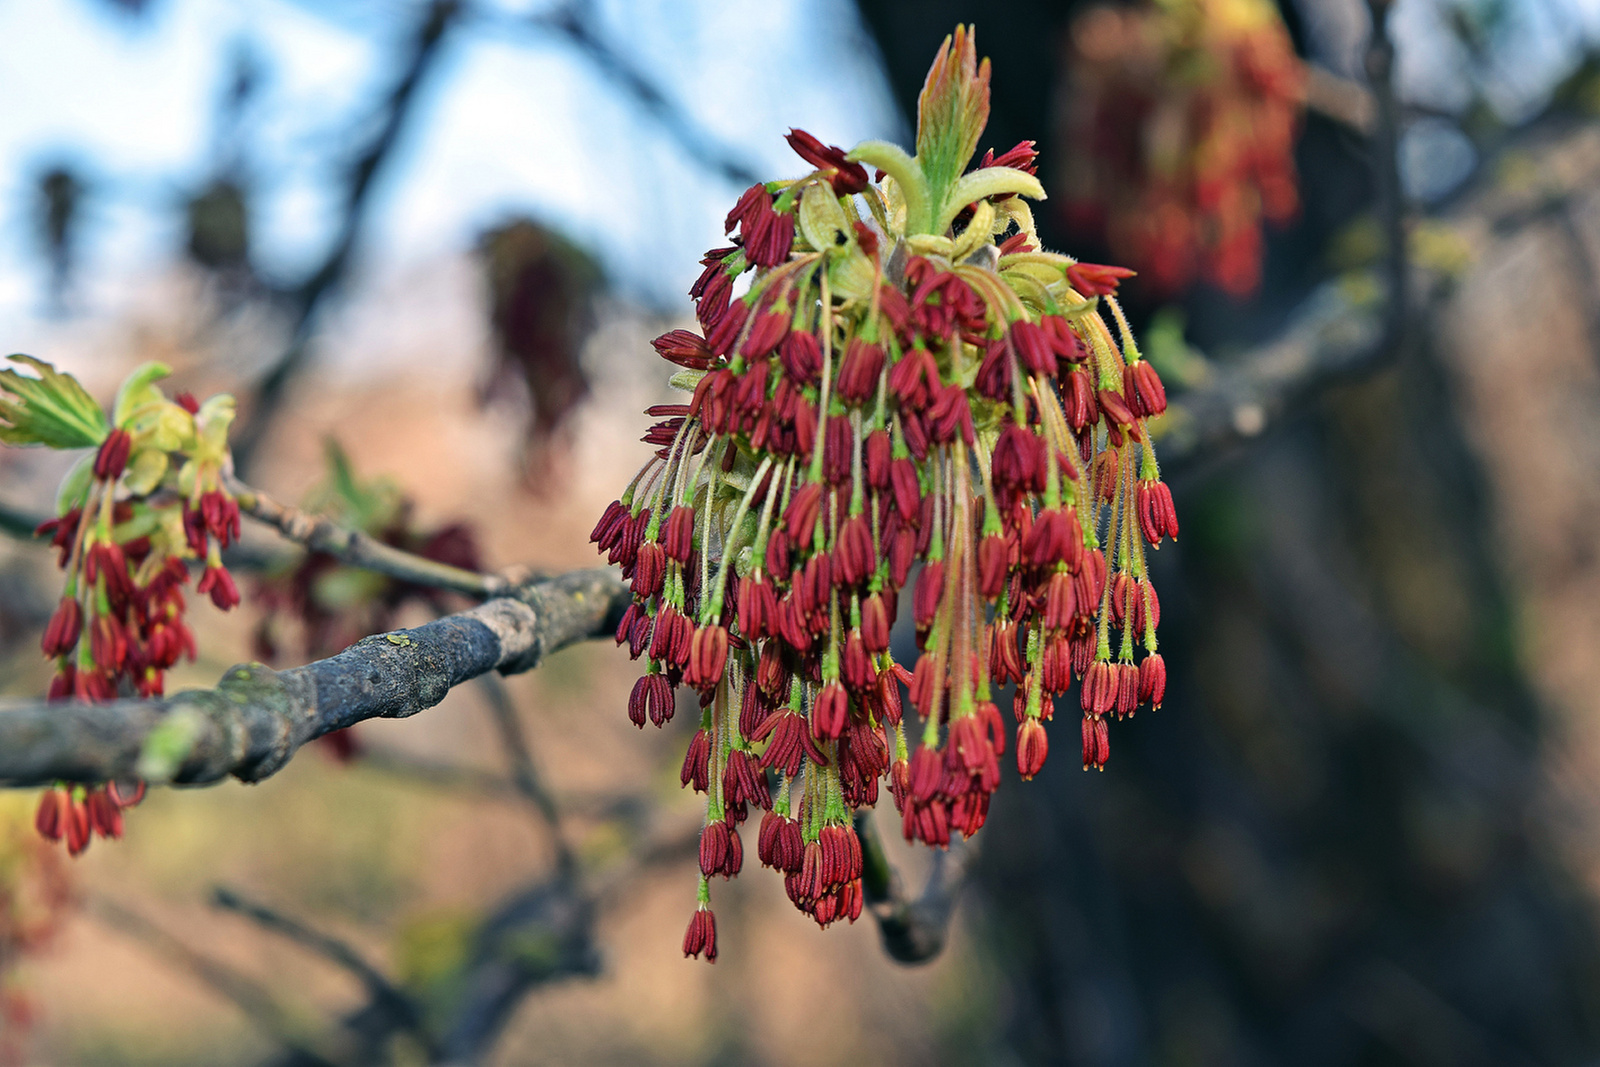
[{"xmin": 0, "ymin": 568, "xmax": 628, "ymax": 788}]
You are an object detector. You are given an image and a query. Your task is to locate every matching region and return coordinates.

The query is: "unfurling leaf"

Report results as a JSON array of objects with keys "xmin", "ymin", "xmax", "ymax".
[{"xmin": 0, "ymin": 355, "xmax": 108, "ymax": 449}]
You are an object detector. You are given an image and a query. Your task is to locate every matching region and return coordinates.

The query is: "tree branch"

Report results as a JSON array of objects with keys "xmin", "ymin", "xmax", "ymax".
[
  {"xmin": 525, "ymin": 2, "xmax": 763, "ymax": 188},
  {"xmin": 854, "ymin": 811, "xmax": 975, "ymax": 964},
  {"xmin": 210, "ymin": 885, "xmax": 434, "ymax": 1057},
  {"xmin": 230, "ymin": 0, "xmax": 462, "ymax": 475},
  {"xmin": 474, "ymin": 672, "xmax": 576, "ymax": 879},
  {"xmin": 227, "ymin": 474, "xmax": 521, "ymax": 598},
  {"xmin": 0, "ymin": 567, "xmax": 628, "ymax": 788},
  {"xmin": 90, "ymin": 896, "xmax": 345, "ymax": 1067}
]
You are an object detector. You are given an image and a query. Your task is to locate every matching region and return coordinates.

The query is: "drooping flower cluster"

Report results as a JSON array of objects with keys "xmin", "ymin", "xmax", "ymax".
[
  {"xmin": 1056, "ymin": 0, "xmax": 1305, "ymax": 296},
  {"xmin": 0, "ymin": 357, "xmax": 243, "ymax": 854},
  {"xmin": 592, "ymin": 28, "xmax": 1177, "ymax": 962}
]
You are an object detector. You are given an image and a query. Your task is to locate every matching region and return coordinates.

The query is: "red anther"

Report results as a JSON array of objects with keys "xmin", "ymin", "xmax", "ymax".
[
  {"xmin": 64, "ymin": 793, "xmax": 91, "ymax": 855},
  {"xmin": 41, "ymin": 597, "xmax": 82, "ymax": 658},
  {"xmin": 836, "ymin": 338, "xmax": 885, "ymax": 404},
  {"xmin": 785, "ymin": 128, "xmax": 870, "ymax": 195},
  {"xmin": 632, "ymin": 542, "xmax": 666, "ymax": 597},
  {"xmin": 85, "ymin": 788, "xmax": 123, "ymax": 839},
  {"xmin": 196, "ymin": 564, "xmax": 240, "ymax": 611},
  {"xmin": 875, "ymin": 668, "xmax": 904, "ymax": 726},
  {"xmin": 680, "ymin": 728, "xmax": 711, "ymax": 792},
  {"xmin": 783, "ymin": 482, "xmax": 824, "ymax": 550},
  {"xmin": 812, "ymin": 682, "xmax": 849, "ymax": 739},
  {"xmin": 989, "ymin": 619, "xmax": 1025, "ymax": 685},
  {"xmin": 1009, "ymin": 319, "xmax": 1054, "ymax": 375},
  {"xmin": 980, "ymin": 139, "xmax": 1039, "ymax": 174},
  {"xmin": 1082, "ymin": 660, "xmax": 1117, "ymax": 715},
  {"xmin": 909, "ymin": 745, "xmax": 944, "ymax": 804},
  {"xmin": 706, "ymin": 298, "xmax": 750, "ymax": 356},
  {"xmin": 725, "ymin": 184, "xmax": 768, "ymax": 233},
  {"xmin": 106, "ymin": 779, "xmax": 145, "ymax": 808},
  {"xmin": 174, "ymin": 391, "xmax": 200, "ymax": 414},
  {"xmin": 978, "ymin": 533, "xmax": 1010, "ymax": 600},
  {"xmin": 863, "ymin": 429, "xmax": 892, "ymax": 489},
  {"xmin": 756, "ymin": 640, "xmax": 788, "ymax": 697},
  {"xmin": 742, "ymin": 310, "xmax": 789, "ymax": 359},
  {"xmin": 1015, "ymin": 718, "xmax": 1048, "ymax": 779},
  {"xmin": 860, "ymin": 593, "xmax": 891, "ymax": 653},
  {"xmin": 928, "ymin": 384, "xmax": 975, "ymax": 445},
  {"xmin": 778, "ymin": 331, "xmax": 821, "ymax": 384},
  {"xmin": 913, "ymin": 560, "xmax": 944, "ymax": 635},
  {"xmin": 682, "ymin": 908, "xmax": 718, "ymax": 962},
  {"xmin": 1044, "ymin": 570, "xmax": 1078, "ymax": 631},
  {"xmin": 93, "ymin": 428, "xmax": 133, "ymax": 481},
  {"xmin": 1137, "ymin": 479, "xmax": 1180, "ymax": 545},
  {"xmin": 1066, "ymin": 261, "xmax": 1136, "ymax": 296},
  {"xmin": 741, "ymin": 192, "xmax": 794, "ymax": 268},
  {"xmin": 684, "ymin": 625, "xmax": 729, "ymax": 690},
  {"xmin": 90, "ymin": 614, "xmax": 127, "ymax": 672},
  {"xmin": 34, "ymin": 788, "xmax": 68, "ymax": 842},
  {"xmin": 663, "ymin": 505, "xmax": 696, "ymax": 563},
  {"xmin": 601, "ymin": 505, "xmax": 640, "ymax": 563},
  {"xmin": 889, "ymin": 457, "xmax": 922, "ymax": 523},
  {"xmin": 992, "ymin": 422, "xmax": 1043, "ymax": 490},
  {"xmin": 1081, "ymin": 714, "xmax": 1110, "ymax": 769},
  {"xmin": 628, "ymin": 673, "xmax": 671, "ymax": 728},
  {"xmin": 1140, "ymin": 653, "xmax": 1167, "ymax": 708},
  {"xmin": 841, "ymin": 631, "xmax": 877, "ymax": 692},
  {"xmin": 996, "ymin": 231, "xmax": 1032, "ymax": 255},
  {"xmin": 1123, "ymin": 360, "xmax": 1168, "ymax": 417},
  {"xmin": 723, "ymin": 749, "xmax": 771, "ymax": 811},
  {"xmin": 888, "ymin": 345, "xmax": 940, "ymax": 407},
  {"xmin": 738, "ymin": 574, "xmax": 778, "ymax": 640},
  {"xmin": 652, "ymin": 329, "xmax": 717, "ymax": 369},
  {"xmin": 696, "ymin": 268, "xmax": 733, "ymax": 333},
  {"xmin": 835, "ymin": 514, "xmax": 875, "ymax": 587},
  {"xmin": 1097, "ymin": 388, "xmax": 1135, "ymax": 428},
  {"xmin": 1115, "ymin": 661, "xmax": 1140, "ymax": 717},
  {"xmin": 699, "ymin": 819, "xmax": 742, "ymax": 879}
]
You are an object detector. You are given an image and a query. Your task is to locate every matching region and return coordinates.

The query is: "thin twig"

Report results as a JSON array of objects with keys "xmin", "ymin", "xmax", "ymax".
[
  {"xmin": 524, "ymin": 1, "xmax": 762, "ymax": 188},
  {"xmin": 854, "ymin": 811, "xmax": 975, "ymax": 964},
  {"xmin": 474, "ymin": 672, "xmax": 576, "ymax": 879},
  {"xmin": 90, "ymin": 896, "xmax": 345, "ymax": 1067},
  {"xmin": 210, "ymin": 885, "xmax": 435, "ymax": 1057},
  {"xmin": 227, "ymin": 473, "xmax": 515, "ymax": 598},
  {"xmin": 230, "ymin": 0, "xmax": 461, "ymax": 475}
]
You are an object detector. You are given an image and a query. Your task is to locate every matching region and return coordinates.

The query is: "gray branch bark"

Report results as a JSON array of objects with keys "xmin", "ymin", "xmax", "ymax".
[{"xmin": 0, "ymin": 568, "xmax": 627, "ymax": 788}]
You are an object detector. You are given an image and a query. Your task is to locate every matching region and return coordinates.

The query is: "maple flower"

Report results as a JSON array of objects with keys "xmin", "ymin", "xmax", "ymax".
[
  {"xmin": 592, "ymin": 25, "xmax": 1177, "ymax": 959},
  {"xmin": 0, "ymin": 357, "xmax": 244, "ymax": 854}
]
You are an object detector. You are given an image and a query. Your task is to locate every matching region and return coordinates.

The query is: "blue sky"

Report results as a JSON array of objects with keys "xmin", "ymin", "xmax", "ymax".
[{"xmin": 0, "ymin": 0, "xmax": 902, "ymax": 341}]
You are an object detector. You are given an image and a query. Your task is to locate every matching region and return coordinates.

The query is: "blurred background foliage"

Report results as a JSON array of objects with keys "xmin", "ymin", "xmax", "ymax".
[{"xmin": 3, "ymin": 0, "xmax": 1600, "ymax": 1064}]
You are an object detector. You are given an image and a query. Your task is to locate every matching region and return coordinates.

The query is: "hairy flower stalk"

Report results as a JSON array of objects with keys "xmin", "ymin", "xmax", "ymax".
[
  {"xmin": 0, "ymin": 358, "xmax": 243, "ymax": 855},
  {"xmin": 592, "ymin": 26, "xmax": 1178, "ymax": 959}
]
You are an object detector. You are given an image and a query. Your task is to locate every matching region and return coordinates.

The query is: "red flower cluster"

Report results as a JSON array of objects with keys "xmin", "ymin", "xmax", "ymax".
[
  {"xmin": 594, "ymin": 27, "xmax": 1177, "ymax": 961},
  {"xmin": 1057, "ymin": 0, "xmax": 1305, "ymax": 296},
  {"xmin": 30, "ymin": 386, "xmax": 243, "ymax": 855}
]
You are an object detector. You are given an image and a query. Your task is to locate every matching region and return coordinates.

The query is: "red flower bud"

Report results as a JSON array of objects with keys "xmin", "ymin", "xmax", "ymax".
[
  {"xmin": 652, "ymin": 329, "xmax": 717, "ymax": 369},
  {"xmin": 196, "ymin": 564, "xmax": 240, "ymax": 611},
  {"xmin": 682, "ymin": 908, "xmax": 717, "ymax": 962},
  {"xmin": 680, "ymin": 728, "xmax": 711, "ymax": 792},
  {"xmin": 1140, "ymin": 653, "xmax": 1167, "ymax": 708},
  {"xmin": 1017, "ymin": 718, "xmax": 1049, "ymax": 779},
  {"xmin": 94, "ymin": 428, "xmax": 133, "ymax": 481},
  {"xmin": 1066, "ymin": 261, "xmax": 1135, "ymax": 297},
  {"xmin": 812, "ymin": 682, "xmax": 849, "ymax": 739},
  {"xmin": 41, "ymin": 597, "xmax": 82, "ymax": 658},
  {"xmin": 786, "ymin": 128, "xmax": 870, "ymax": 195}
]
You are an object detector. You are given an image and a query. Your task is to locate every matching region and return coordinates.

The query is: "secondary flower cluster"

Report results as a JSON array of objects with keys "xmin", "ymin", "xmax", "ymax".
[
  {"xmin": 0, "ymin": 358, "xmax": 243, "ymax": 855},
  {"xmin": 1057, "ymin": 0, "xmax": 1304, "ymax": 296},
  {"xmin": 593, "ymin": 28, "xmax": 1177, "ymax": 961}
]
